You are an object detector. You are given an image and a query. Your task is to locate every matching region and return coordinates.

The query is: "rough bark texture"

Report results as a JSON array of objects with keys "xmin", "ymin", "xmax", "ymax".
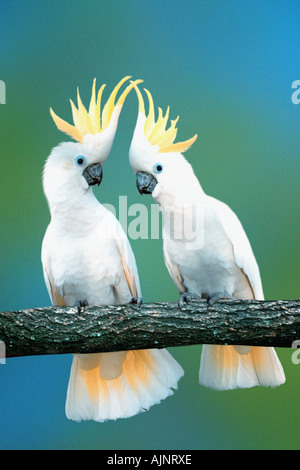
[{"xmin": 0, "ymin": 299, "xmax": 299, "ymax": 358}]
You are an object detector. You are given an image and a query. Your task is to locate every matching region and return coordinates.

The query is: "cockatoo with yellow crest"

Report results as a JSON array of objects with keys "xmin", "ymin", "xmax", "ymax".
[
  {"xmin": 42, "ymin": 76, "xmax": 184, "ymax": 422},
  {"xmin": 129, "ymin": 83, "xmax": 285, "ymax": 390}
]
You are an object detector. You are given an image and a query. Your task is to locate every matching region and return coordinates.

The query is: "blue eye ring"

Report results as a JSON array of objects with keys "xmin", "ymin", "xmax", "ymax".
[
  {"xmin": 153, "ymin": 163, "xmax": 164, "ymax": 174},
  {"xmin": 74, "ymin": 155, "xmax": 86, "ymax": 166}
]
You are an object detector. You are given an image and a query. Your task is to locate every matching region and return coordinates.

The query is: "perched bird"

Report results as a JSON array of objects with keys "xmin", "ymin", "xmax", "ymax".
[
  {"xmin": 42, "ymin": 76, "xmax": 184, "ymax": 422},
  {"xmin": 129, "ymin": 83, "xmax": 285, "ymax": 391}
]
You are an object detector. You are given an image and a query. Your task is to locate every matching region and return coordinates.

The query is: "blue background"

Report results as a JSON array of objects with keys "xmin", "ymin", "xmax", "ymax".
[{"xmin": 0, "ymin": 0, "xmax": 299, "ymax": 449}]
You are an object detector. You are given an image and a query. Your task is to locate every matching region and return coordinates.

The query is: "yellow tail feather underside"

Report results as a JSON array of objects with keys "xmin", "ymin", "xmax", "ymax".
[{"xmin": 80, "ymin": 350, "xmax": 154, "ymax": 401}]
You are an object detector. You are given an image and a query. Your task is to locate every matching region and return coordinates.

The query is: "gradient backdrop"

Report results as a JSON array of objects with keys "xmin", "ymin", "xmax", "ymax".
[{"xmin": 0, "ymin": 0, "xmax": 299, "ymax": 450}]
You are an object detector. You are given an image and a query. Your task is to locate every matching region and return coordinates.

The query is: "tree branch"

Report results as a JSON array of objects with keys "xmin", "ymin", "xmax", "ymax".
[{"xmin": 0, "ymin": 300, "xmax": 299, "ymax": 358}]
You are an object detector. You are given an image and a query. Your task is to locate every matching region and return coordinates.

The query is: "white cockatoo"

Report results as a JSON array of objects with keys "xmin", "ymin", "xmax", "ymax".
[
  {"xmin": 128, "ymin": 83, "xmax": 285, "ymax": 391},
  {"xmin": 41, "ymin": 76, "xmax": 184, "ymax": 422}
]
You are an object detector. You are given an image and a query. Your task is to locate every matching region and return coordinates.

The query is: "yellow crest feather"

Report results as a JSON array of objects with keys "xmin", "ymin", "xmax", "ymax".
[
  {"xmin": 132, "ymin": 82, "xmax": 197, "ymax": 153},
  {"xmin": 50, "ymin": 76, "xmax": 142, "ymax": 142}
]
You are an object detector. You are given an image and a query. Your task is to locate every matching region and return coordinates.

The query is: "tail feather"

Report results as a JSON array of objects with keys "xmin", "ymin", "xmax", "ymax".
[
  {"xmin": 251, "ymin": 346, "xmax": 286, "ymax": 387},
  {"xmin": 66, "ymin": 349, "xmax": 184, "ymax": 422},
  {"xmin": 199, "ymin": 345, "xmax": 285, "ymax": 391}
]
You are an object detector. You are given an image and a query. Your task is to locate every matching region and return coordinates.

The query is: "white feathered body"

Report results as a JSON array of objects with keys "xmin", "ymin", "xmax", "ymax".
[
  {"xmin": 42, "ymin": 141, "xmax": 184, "ymax": 423},
  {"xmin": 42, "ymin": 203, "xmax": 134, "ymax": 307},
  {"xmin": 163, "ymin": 195, "xmax": 262, "ymax": 302},
  {"xmin": 153, "ymin": 159, "xmax": 285, "ymax": 391}
]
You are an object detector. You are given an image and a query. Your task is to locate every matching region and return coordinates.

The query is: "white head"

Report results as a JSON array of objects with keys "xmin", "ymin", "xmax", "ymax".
[
  {"xmin": 129, "ymin": 84, "xmax": 201, "ymax": 207},
  {"xmin": 43, "ymin": 76, "xmax": 141, "ymax": 211}
]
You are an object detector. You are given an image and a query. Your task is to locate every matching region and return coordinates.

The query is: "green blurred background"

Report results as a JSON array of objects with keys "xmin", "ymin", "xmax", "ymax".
[{"xmin": 0, "ymin": 0, "xmax": 299, "ymax": 450}]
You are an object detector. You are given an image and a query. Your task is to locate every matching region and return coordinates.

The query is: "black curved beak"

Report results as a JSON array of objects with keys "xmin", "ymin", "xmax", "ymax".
[
  {"xmin": 136, "ymin": 171, "xmax": 157, "ymax": 195},
  {"xmin": 83, "ymin": 163, "xmax": 103, "ymax": 187}
]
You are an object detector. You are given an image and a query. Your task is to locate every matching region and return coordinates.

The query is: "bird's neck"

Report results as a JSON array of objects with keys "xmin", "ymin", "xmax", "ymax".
[
  {"xmin": 48, "ymin": 187, "xmax": 102, "ymax": 232},
  {"xmin": 154, "ymin": 175, "xmax": 205, "ymax": 211},
  {"xmin": 155, "ymin": 179, "xmax": 206, "ymax": 245}
]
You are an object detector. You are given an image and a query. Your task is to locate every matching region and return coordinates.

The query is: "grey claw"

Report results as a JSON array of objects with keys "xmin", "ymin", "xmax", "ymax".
[
  {"xmin": 178, "ymin": 292, "xmax": 201, "ymax": 311},
  {"xmin": 130, "ymin": 297, "xmax": 143, "ymax": 308},
  {"xmin": 207, "ymin": 292, "xmax": 235, "ymax": 308},
  {"xmin": 178, "ymin": 294, "xmax": 186, "ymax": 311},
  {"xmin": 75, "ymin": 299, "xmax": 89, "ymax": 313}
]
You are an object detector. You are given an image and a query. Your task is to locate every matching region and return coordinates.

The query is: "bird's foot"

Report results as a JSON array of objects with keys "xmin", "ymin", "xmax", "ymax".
[
  {"xmin": 178, "ymin": 291, "xmax": 202, "ymax": 311},
  {"xmin": 75, "ymin": 299, "xmax": 89, "ymax": 313},
  {"xmin": 207, "ymin": 291, "xmax": 235, "ymax": 308},
  {"xmin": 129, "ymin": 297, "xmax": 143, "ymax": 308}
]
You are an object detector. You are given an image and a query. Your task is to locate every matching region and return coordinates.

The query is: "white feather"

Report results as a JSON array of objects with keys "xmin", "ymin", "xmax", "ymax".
[{"xmin": 208, "ymin": 196, "xmax": 264, "ymax": 300}]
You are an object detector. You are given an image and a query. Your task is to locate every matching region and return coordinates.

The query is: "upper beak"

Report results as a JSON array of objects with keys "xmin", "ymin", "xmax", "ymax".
[
  {"xmin": 136, "ymin": 171, "xmax": 158, "ymax": 195},
  {"xmin": 83, "ymin": 163, "xmax": 103, "ymax": 187}
]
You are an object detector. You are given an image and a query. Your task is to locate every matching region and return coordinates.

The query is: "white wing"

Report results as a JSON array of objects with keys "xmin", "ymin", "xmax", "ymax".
[
  {"xmin": 208, "ymin": 196, "xmax": 264, "ymax": 300},
  {"xmin": 163, "ymin": 241, "xmax": 187, "ymax": 295},
  {"xmin": 106, "ymin": 210, "xmax": 142, "ymax": 299},
  {"xmin": 41, "ymin": 226, "xmax": 66, "ymax": 306}
]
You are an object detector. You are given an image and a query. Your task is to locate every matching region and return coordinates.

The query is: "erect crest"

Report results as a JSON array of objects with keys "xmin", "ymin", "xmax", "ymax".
[
  {"xmin": 50, "ymin": 76, "xmax": 141, "ymax": 143},
  {"xmin": 132, "ymin": 82, "xmax": 197, "ymax": 154}
]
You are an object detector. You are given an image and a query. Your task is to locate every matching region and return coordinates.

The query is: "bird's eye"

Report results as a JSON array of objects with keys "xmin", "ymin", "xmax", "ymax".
[
  {"xmin": 74, "ymin": 155, "xmax": 86, "ymax": 166},
  {"xmin": 153, "ymin": 163, "xmax": 164, "ymax": 174}
]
